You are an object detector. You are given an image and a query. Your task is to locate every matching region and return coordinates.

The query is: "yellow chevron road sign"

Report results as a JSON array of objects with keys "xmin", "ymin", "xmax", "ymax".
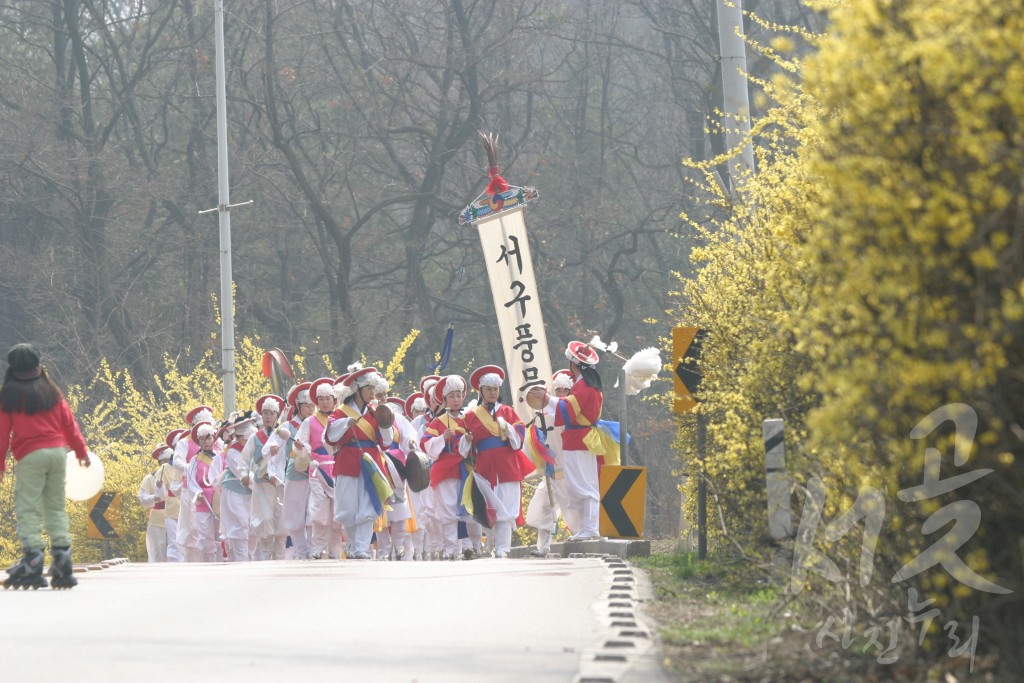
[
  {"xmin": 599, "ymin": 466, "xmax": 647, "ymax": 539},
  {"xmin": 87, "ymin": 491, "xmax": 121, "ymax": 540},
  {"xmin": 673, "ymin": 326, "xmax": 707, "ymax": 414}
]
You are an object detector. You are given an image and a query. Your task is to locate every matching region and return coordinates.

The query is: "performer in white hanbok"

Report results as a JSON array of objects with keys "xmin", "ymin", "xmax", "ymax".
[
  {"xmin": 245, "ymin": 395, "xmax": 287, "ymax": 560},
  {"xmin": 263, "ymin": 382, "xmax": 315, "ymax": 559},
  {"xmin": 403, "ymin": 391, "xmax": 432, "ymax": 560},
  {"xmin": 162, "ymin": 429, "xmax": 186, "ymax": 561},
  {"xmin": 417, "ymin": 377, "xmax": 445, "ymax": 559},
  {"xmin": 185, "ymin": 421, "xmax": 221, "ymax": 561},
  {"xmin": 138, "ymin": 445, "xmax": 174, "ymax": 562},
  {"xmin": 173, "ymin": 405, "xmax": 215, "ymax": 562},
  {"xmin": 219, "ymin": 412, "xmax": 257, "ymax": 562},
  {"xmin": 525, "ymin": 370, "xmax": 580, "ymax": 555},
  {"xmin": 292, "ymin": 378, "xmax": 345, "ymax": 559},
  {"xmin": 375, "ymin": 393, "xmax": 414, "ymax": 560}
]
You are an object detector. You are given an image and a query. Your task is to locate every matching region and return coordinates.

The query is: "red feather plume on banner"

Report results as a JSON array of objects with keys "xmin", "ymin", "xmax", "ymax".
[{"xmin": 480, "ymin": 132, "xmax": 508, "ymax": 195}]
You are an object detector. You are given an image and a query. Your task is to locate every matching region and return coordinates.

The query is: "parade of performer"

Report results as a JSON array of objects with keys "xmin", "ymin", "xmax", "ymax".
[
  {"xmin": 292, "ymin": 377, "xmax": 345, "ymax": 558},
  {"xmin": 138, "ymin": 445, "xmax": 175, "ymax": 562},
  {"xmin": 245, "ymin": 395, "xmax": 286, "ymax": 560},
  {"xmin": 185, "ymin": 421, "xmax": 221, "ymax": 561},
  {"xmin": 462, "ymin": 365, "xmax": 533, "ymax": 558},
  {"xmin": 527, "ymin": 341, "xmax": 604, "ymax": 541},
  {"xmin": 323, "ymin": 367, "xmax": 394, "ymax": 560},
  {"xmin": 421, "ymin": 375, "xmax": 477, "ymax": 560},
  {"xmin": 220, "ymin": 412, "xmax": 257, "ymax": 562},
  {"xmin": 525, "ymin": 370, "xmax": 579, "ymax": 555}
]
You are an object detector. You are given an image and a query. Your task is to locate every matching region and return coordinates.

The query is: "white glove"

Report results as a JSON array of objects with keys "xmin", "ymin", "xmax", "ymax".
[{"xmin": 497, "ymin": 416, "xmax": 508, "ymax": 439}]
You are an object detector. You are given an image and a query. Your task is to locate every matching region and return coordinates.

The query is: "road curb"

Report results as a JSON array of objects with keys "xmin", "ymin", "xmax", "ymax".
[
  {"xmin": 573, "ymin": 555, "xmax": 671, "ymax": 683},
  {"xmin": 73, "ymin": 557, "xmax": 130, "ymax": 574},
  {"xmin": 510, "ymin": 538, "xmax": 651, "ymax": 560}
]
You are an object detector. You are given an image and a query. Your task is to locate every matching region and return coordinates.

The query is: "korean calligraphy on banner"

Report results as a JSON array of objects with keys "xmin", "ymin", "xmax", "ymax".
[{"xmin": 474, "ymin": 205, "xmax": 553, "ymax": 405}]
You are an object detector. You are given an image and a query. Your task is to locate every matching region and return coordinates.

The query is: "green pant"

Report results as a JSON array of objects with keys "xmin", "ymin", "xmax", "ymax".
[{"xmin": 14, "ymin": 447, "xmax": 71, "ymax": 551}]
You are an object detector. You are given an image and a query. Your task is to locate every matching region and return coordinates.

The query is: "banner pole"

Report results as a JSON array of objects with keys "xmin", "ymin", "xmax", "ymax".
[{"xmin": 619, "ymin": 366, "xmax": 628, "ymax": 466}]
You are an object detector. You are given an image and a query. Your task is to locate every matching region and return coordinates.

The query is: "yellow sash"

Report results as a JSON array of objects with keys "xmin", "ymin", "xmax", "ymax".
[
  {"xmin": 469, "ymin": 405, "xmax": 503, "ymax": 438},
  {"xmin": 563, "ymin": 395, "xmax": 620, "ymax": 466}
]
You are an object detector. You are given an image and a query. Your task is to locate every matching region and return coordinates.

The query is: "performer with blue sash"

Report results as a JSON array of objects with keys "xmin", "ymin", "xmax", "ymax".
[
  {"xmin": 324, "ymin": 367, "xmax": 395, "ymax": 560},
  {"xmin": 462, "ymin": 366, "xmax": 534, "ymax": 558},
  {"xmin": 421, "ymin": 375, "xmax": 474, "ymax": 560},
  {"xmin": 527, "ymin": 341, "xmax": 604, "ymax": 541},
  {"xmin": 525, "ymin": 370, "xmax": 580, "ymax": 555}
]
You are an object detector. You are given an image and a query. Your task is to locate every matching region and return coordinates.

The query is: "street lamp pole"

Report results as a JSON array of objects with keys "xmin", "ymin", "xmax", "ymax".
[
  {"xmin": 198, "ymin": 0, "xmax": 252, "ymax": 416},
  {"xmin": 214, "ymin": 0, "xmax": 235, "ymax": 416}
]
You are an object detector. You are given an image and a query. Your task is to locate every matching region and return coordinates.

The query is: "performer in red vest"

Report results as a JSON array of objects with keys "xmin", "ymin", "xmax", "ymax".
[
  {"xmin": 421, "ymin": 375, "xmax": 473, "ymax": 560},
  {"xmin": 323, "ymin": 367, "xmax": 395, "ymax": 560},
  {"xmin": 525, "ymin": 370, "xmax": 580, "ymax": 555},
  {"xmin": 462, "ymin": 366, "xmax": 534, "ymax": 558},
  {"xmin": 527, "ymin": 341, "xmax": 604, "ymax": 540}
]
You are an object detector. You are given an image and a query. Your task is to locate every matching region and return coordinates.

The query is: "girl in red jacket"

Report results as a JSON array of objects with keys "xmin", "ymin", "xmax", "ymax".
[{"xmin": 1, "ymin": 343, "xmax": 91, "ymax": 590}]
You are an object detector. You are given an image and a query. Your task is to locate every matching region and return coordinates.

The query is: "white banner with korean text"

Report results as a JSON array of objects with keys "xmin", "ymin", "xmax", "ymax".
[{"xmin": 475, "ymin": 206, "xmax": 553, "ymax": 408}]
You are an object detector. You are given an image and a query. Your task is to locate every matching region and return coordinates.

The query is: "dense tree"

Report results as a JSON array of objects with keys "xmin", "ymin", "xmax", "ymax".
[{"xmin": 1, "ymin": 0, "xmax": 809, "ymax": 538}]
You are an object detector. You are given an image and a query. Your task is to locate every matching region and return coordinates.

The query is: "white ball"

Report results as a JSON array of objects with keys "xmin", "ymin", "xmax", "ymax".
[{"xmin": 65, "ymin": 451, "xmax": 105, "ymax": 501}]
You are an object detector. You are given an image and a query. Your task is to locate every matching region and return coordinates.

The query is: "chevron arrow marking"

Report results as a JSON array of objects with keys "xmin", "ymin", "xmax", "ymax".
[
  {"xmin": 600, "ymin": 466, "xmax": 646, "ymax": 538},
  {"xmin": 88, "ymin": 492, "xmax": 119, "ymax": 539}
]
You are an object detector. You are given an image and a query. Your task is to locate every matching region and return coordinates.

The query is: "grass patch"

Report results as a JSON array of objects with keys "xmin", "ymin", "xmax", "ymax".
[{"xmin": 636, "ymin": 551, "xmax": 782, "ymax": 649}]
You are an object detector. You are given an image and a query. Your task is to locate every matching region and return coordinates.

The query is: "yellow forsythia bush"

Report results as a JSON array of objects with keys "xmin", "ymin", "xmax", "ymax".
[{"xmin": 675, "ymin": 0, "xmax": 1023, "ymax": 665}]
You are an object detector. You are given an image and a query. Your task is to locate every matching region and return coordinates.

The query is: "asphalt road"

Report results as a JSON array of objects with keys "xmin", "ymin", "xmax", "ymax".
[{"xmin": 1, "ymin": 557, "xmax": 664, "ymax": 683}]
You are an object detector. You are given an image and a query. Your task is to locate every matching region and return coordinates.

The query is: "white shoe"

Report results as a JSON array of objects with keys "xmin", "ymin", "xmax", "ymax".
[
  {"xmin": 349, "ymin": 551, "xmax": 371, "ymax": 560},
  {"xmin": 494, "ymin": 551, "xmax": 508, "ymax": 559}
]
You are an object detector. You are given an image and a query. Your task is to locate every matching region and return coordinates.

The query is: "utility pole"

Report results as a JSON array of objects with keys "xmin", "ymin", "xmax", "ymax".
[
  {"xmin": 199, "ymin": 0, "xmax": 251, "ymax": 416},
  {"xmin": 717, "ymin": 0, "xmax": 755, "ymax": 191}
]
